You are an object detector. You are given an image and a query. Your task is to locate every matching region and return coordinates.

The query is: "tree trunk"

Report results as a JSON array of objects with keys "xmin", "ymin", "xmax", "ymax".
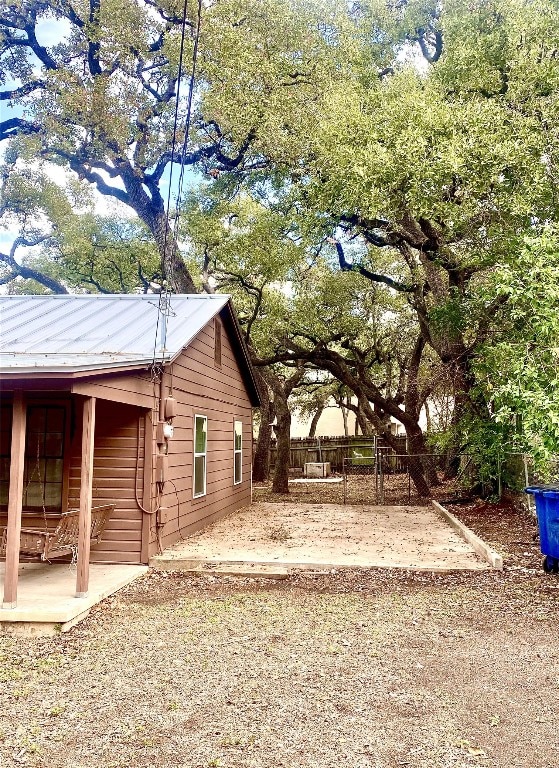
[
  {"xmin": 308, "ymin": 405, "xmax": 324, "ymax": 438},
  {"xmin": 288, "ymin": 350, "xmax": 433, "ymax": 497},
  {"xmin": 405, "ymin": 421, "xmax": 439, "ymax": 488},
  {"xmin": 356, "ymin": 399, "xmax": 373, "ymax": 436},
  {"xmin": 406, "ymin": 428, "xmax": 434, "ymax": 496},
  {"xmin": 341, "ymin": 402, "xmax": 349, "ymax": 437},
  {"xmin": 151, "ymin": 209, "xmax": 198, "ymax": 293},
  {"xmin": 425, "ymin": 401, "xmax": 432, "ymax": 433},
  {"xmin": 272, "ymin": 389, "xmax": 291, "ymax": 494},
  {"xmin": 252, "ymin": 392, "xmax": 274, "ymax": 483},
  {"xmin": 423, "ymin": 456, "xmax": 440, "ymax": 487},
  {"xmin": 405, "ymin": 456, "xmax": 431, "ymax": 497},
  {"xmin": 443, "ymin": 356, "xmax": 474, "ymax": 479},
  {"xmin": 261, "ymin": 366, "xmax": 305, "ymax": 494},
  {"xmin": 120, "ymin": 169, "xmax": 198, "ymax": 294}
]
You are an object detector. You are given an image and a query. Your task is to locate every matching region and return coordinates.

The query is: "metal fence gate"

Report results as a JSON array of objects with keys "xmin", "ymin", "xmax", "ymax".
[{"xmin": 342, "ymin": 452, "xmax": 466, "ymax": 505}]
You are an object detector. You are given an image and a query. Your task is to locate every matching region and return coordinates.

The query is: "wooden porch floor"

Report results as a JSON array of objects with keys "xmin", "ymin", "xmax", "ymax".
[{"xmin": 0, "ymin": 562, "xmax": 147, "ymax": 635}]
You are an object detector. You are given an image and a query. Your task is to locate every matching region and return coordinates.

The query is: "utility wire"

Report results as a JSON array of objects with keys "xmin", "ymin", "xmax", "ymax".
[
  {"xmin": 173, "ymin": 0, "xmax": 203, "ymax": 239},
  {"xmin": 153, "ymin": 0, "xmax": 202, "ymax": 367},
  {"xmin": 161, "ymin": 0, "xmax": 190, "ymax": 288}
]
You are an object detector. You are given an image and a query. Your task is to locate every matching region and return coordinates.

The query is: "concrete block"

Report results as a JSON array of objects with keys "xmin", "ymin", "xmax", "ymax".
[{"xmin": 304, "ymin": 462, "xmax": 331, "ymax": 478}]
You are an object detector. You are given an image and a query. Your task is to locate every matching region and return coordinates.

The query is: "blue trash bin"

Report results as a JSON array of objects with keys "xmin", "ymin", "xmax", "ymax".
[{"xmin": 525, "ymin": 486, "xmax": 559, "ymax": 573}]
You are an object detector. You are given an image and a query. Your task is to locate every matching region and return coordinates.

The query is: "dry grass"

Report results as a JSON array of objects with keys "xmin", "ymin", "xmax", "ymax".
[
  {"xmin": 265, "ymin": 523, "xmax": 292, "ymax": 543},
  {"xmin": 1, "ymin": 483, "xmax": 558, "ymax": 768}
]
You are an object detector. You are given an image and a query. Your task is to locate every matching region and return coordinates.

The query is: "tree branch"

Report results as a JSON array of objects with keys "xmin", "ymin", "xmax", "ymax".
[
  {"xmin": 0, "ymin": 238, "xmax": 68, "ymax": 294},
  {"xmin": 141, "ymin": 0, "xmax": 191, "ymax": 25},
  {"xmin": 0, "ymin": 117, "xmax": 41, "ymax": 140},
  {"xmin": 22, "ymin": 20, "xmax": 58, "ymax": 70},
  {"xmin": 56, "ymin": 0, "xmax": 86, "ymax": 29},
  {"xmin": 47, "ymin": 150, "xmax": 132, "ymax": 206},
  {"xmin": 0, "ymin": 80, "xmax": 45, "ymax": 101},
  {"xmin": 87, "ymin": 0, "xmax": 103, "ymax": 77},
  {"xmin": 213, "ymin": 128, "xmax": 258, "ymax": 171},
  {"xmin": 417, "ymin": 29, "xmax": 443, "ymax": 63},
  {"xmin": 218, "ymin": 271, "xmax": 264, "ymax": 344},
  {"xmin": 329, "ymin": 238, "xmax": 416, "ymax": 293}
]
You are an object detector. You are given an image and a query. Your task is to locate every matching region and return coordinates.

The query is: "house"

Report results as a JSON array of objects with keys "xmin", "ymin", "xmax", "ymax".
[
  {"xmin": 291, "ymin": 398, "xmax": 407, "ymax": 438},
  {"xmin": 0, "ymin": 293, "xmax": 260, "ymax": 629}
]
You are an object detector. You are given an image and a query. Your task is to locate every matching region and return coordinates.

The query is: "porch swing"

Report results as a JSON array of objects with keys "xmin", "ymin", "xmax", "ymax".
[
  {"xmin": 1, "ymin": 505, "xmax": 114, "ymax": 562},
  {"xmin": 0, "ymin": 409, "xmax": 113, "ymax": 562}
]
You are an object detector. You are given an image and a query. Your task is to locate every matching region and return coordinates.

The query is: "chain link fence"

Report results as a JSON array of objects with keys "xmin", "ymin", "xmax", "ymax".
[
  {"xmin": 500, "ymin": 453, "xmax": 559, "ymax": 513},
  {"xmin": 341, "ymin": 450, "xmax": 559, "ymax": 506},
  {"xmin": 342, "ymin": 453, "xmax": 455, "ymax": 505}
]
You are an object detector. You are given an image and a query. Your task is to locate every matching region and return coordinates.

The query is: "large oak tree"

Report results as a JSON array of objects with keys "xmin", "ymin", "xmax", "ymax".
[{"xmin": 0, "ymin": 0, "xmax": 330, "ymax": 289}]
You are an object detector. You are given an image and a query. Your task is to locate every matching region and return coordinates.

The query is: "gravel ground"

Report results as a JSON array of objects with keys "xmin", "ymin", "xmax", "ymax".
[
  {"xmin": 1, "ymin": 484, "xmax": 558, "ymax": 768},
  {"xmin": 253, "ymin": 473, "xmax": 463, "ymax": 507}
]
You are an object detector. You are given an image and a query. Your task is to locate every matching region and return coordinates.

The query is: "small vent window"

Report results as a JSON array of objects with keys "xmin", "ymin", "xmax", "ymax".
[{"xmin": 214, "ymin": 318, "xmax": 222, "ymax": 367}]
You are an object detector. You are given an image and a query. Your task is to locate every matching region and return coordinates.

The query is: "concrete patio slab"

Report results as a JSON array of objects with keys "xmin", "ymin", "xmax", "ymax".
[
  {"xmin": 289, "ymin": 478, "xmax": 343, "ymax": 484},
  {"xmin": 0, "ymin": 562, "xmax": 147, "ymax": 635},
  {"xmin": 151, "ymin": 502, "xmax": 490, "ymax": 574}
]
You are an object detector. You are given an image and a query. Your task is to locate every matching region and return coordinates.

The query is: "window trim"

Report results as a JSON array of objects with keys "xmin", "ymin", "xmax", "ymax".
[
  {"xmin": 233, "ymin": 419, "xmax": 242, "ymax": 485},
  {"xmin": 193, "ymin": 413, "xmax": 207, "ymax": 499}
]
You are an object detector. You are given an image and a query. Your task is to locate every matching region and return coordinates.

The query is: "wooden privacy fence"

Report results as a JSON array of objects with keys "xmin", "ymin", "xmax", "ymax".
[{"xmin": 269, "ymin": 435, "xmax": 408, "ymax": 473}]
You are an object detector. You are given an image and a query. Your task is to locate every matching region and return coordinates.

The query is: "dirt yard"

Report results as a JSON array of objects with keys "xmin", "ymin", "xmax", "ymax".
[{"xmin": 1, "ymin": 484, "xmax": 558, "ymax": 768}]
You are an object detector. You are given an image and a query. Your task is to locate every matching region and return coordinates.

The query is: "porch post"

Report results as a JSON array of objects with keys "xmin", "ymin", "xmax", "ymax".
[
  {"xmin": 75, "ymin": 396, "xmax": 96, "ymax": 598},
  {"xmin": 2, "ymin": 391, "xmax": 26, "ymax": 609}
]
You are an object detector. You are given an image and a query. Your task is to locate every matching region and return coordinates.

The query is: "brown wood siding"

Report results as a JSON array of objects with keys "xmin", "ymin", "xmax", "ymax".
[
  {"xmin": 153, "ymin": 319, "xmax": 253, "ymax": 556},
  {"xmin": 2, "ymin": 308, "xmax": 255, "ymax": 564},
  {"xmin": 69, "ymin": 399, "xmax": 144, "ymax": 564}
]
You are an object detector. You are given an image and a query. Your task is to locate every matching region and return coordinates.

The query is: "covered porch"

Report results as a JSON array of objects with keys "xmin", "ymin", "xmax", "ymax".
[
  {"xmin": 1, "ymin": 389, "xmax": 149, "ymax": 633},
  {"xmin": 0, "ymin": 560, "xmax": 147, "ymax": 635}
]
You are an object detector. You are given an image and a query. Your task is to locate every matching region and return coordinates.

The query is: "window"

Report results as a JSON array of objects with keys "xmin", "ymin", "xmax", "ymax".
[
  {"xmin": 214, "ymin": 318, "xmax": 222, "ymax": 367},
  {"xmin": 193, "ymin": 415, "xmax": 207, "ymax": 498},
  {"xmin": 24, "ymin": 405, "xmax": 66, "ymax": 511},
  {"xmin": 234, "ymin": 420, "xmax": 242, "ymax": 485},
  {"xmin": 0, "ymin": 403, "xmax": 67, "ymax": 512},
  {"xmin": 0, "ymin": 405, "xmax": 12, "ymax": 508}
]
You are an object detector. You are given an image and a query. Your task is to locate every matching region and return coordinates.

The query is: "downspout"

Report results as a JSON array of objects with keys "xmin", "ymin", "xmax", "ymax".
[
  {"xmin": 155, "ymin": 367, "xmax": 168, "ymax": 553},
  {"xmin": 159, "ymin": 367, "xmax": 167, "ymax": 422}
]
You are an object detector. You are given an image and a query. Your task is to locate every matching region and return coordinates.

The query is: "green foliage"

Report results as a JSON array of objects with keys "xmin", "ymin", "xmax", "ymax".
[
  {"xmin": 1, "ymin": 158, "xmax": 159, "ymax": 293},
  {"xmin": 37, "ymin": 215, "xmax": 160, "ymax": 294},
  {"xmin": 198, "ymin": 0, "xmax": 336, "ymax": 165},
  {"xmin": 473, "ymin": 229, "xmax": 559, "ymax": 467},
  {"xmin": 3, "ymin": 0, "xmax": 559, "ymax": 486},
  {"xmin": 181, "ymin": 183, "xmax": 308, "ymax": 356}
]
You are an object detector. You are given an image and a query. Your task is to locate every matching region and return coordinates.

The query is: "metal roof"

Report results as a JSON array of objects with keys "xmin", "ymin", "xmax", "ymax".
[{"xmin": 0, "ymin": 294, "xmax": 231, "ymax": 374}]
